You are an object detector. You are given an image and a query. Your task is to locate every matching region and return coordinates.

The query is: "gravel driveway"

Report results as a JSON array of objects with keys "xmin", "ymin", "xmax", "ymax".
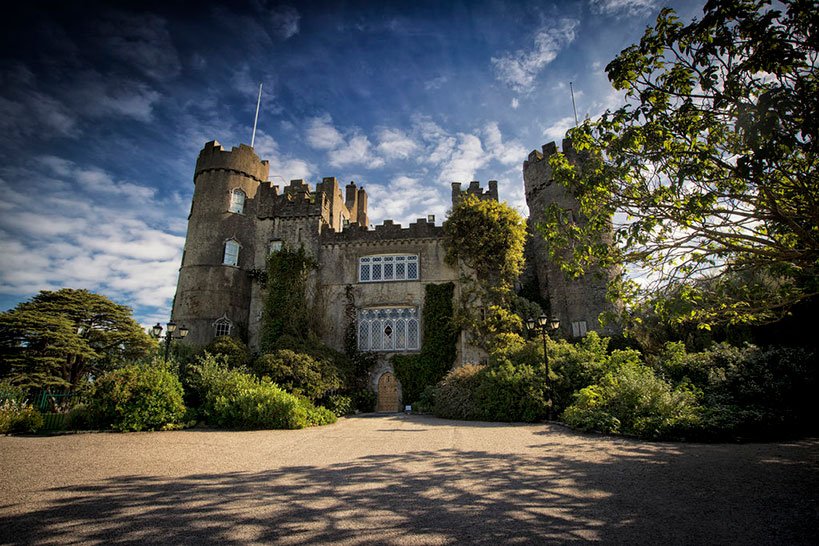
[{"xmin": 1, "ymin": 414, "xmax": 817, "ymax": 545}]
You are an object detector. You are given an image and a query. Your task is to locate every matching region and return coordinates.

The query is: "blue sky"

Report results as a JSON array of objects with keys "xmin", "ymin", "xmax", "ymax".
[{"xmin": 0, "ymin": 0, "xmax": 703, "ymax": 327}]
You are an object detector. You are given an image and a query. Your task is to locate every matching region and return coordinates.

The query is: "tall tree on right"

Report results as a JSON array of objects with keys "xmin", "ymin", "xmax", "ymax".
[{"xmin": 540, "ymin": 0, "xmax": 818, "ymax": 328}]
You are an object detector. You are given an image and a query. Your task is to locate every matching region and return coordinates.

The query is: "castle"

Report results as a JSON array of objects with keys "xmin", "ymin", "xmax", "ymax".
[{"xmin": 171, "ymin": 139, "xmax": 616, "ymax": 411}]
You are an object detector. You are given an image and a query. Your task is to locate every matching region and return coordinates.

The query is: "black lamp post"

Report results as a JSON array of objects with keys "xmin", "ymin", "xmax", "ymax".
[
  {"xmin": 526, "ymin": 314, "xmax": 560, "ymax": 420},
  {"xmin": 151, "ymin": 321, "xmax": 189, "ymax": 362}
]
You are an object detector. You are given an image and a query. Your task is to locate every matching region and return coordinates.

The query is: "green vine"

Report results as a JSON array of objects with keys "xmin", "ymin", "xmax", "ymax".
[
  {"xmin": 260, "ymin": 246, "xmax": 317, "ymax": 352},
  {"xmin": 393, "ymin": 282, "xmax": 458, "ymax": 405}
]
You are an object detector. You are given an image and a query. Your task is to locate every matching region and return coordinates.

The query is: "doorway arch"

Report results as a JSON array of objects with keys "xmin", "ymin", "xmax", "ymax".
[{"xmin": 376, "ymin": 372, "xmax": 401, "ymax": 412}]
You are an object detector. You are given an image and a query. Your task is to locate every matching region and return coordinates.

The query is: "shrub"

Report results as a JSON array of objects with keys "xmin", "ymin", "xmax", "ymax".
[
  {"xmin": 89, "ymin": 361, "xmax": 186, "ymax": 432},
  {"xmin": 0, "ymin": 380, "xmax": 26, "ymax": 403},
  {"xmin": 0, "ymin": 399, "xmax": 43, "ymax": 433},
  {"xmin": 193, "ymin": 355, "xmax": 336, "ymax": 429},
  {"xmin": 253, "ymin": 349, "xmax": 342, "ymax": 401},
  {"xmin": 202, "ymin": 336, "xmax": 251, "ymax": 369},
  {"xmin": 413, "ymin": 385, "xmax": 436, "ymax": 413},
  {"xmin": 562, "ymin": 361, "xmax": 700, "ymax": 439},
  {"xmin": 64, "ymin": 403, "xmax": 95, "ymax": 430},
  {"xmin": 323, "ymin": 394, "xmax": 353, "ymax": 417},
  {"xmin": 351, "ymin": 388, "xmax": 376, "ymax": 413},
  {"xmin": 433, "ymin": 364, "xmax": 485, "ymax": 420},
  {"xmin": 476, "ymin": 360, "xmax": 550, "ymax": 422}
]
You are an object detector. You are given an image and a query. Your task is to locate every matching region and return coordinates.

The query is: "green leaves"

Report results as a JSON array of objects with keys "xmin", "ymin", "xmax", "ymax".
[{"xmin": 538, "ymin": 0, "xmax": 819, "ymax": 328}]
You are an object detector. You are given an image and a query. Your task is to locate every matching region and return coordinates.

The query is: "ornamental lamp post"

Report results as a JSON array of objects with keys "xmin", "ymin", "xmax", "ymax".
[
  {"xmin": 526, "ymin": 313, "xmax": 560, "ymax": 420},
  {"xmin": 151, "ymin": 321, "xmax": 190, "ymax": 362}
]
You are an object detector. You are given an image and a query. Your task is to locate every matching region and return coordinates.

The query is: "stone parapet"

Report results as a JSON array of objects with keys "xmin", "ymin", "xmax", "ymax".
[
  {"xmin": 194, "ymin": 140, "xmax": 269, "ymax": 183},
  {"xmin": 321, "ymin": 218, "xmax": 441, "ymax": 245}
]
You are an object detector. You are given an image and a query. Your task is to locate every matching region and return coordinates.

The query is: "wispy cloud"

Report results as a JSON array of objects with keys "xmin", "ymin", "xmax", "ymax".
[
  {"xmin": 95, "ymin": 11, "xmax": 182, "ymax": 81},
  {"xmin": 376, "ymin": 128, "xmax": 419, "ymax": 160},
  {"xmin": 590, "ymin": 0, "xmax": 657, "ymax": 17},
  {"xmin": 328, "ymin": 135, "xmax": 385, "ymax": 169},
  {"xmin": 492, "ymin": 19, "xmax": 579, "ymax": 93},
  {"xmin": 306, "ymin": 115, "xmax": 344, "ymax": 150},
  {"xmin": 365, "ymin": 176, "xmax": 446, "ymax": 227},
  {"xmin": 265, "ymin": 4, "xmax": 301, "ymax": 40},
  {"xmin": 542, "ymin": 116, "xmax": 576, "ymax": 142}
]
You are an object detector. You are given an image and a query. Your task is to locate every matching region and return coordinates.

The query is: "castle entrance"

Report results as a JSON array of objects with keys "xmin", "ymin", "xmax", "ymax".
[{"xmin": 376, "ymin": 372, "xmax": 400, "ymax": 413}]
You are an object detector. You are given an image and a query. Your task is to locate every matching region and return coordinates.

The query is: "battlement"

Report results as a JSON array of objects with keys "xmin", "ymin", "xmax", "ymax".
[
  {"xmin": 194, "ymin": 140, "xmax": 270, "ymax": 183},
  {"xmin": 321, "ymin": 217, "xmax": 441, "ymax": 245},
  {"xmin": 451, "ymin": 180, "xmax": 499, "ymax": 206},
  {"xmin": 522, "ymin": 139, "xmax": 577, "ymax": 171}
]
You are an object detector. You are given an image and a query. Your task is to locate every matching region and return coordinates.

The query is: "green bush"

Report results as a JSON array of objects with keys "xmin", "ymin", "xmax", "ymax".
[
  {"xmin": 323, "ymin": 394, "xmax": 353, "ymax": 417},
  {"xmin": 562, "ymin": 361, "xmax": 700, "ymax": 439},
  {"xmin": 253, "ymin": 349, "xmax": 341, "ymax": 401},
  {"xmin": 0, "ymin": 380, "xmax": 26, "ymax": 403},
  {"xmin": 64, "ymin": 403, "xmax": 94, "ymax": 430},
  {"xmin": 0, "ymin": 399, "xmax": 43, "ymax": 433},
  {"xmin": 413, "ymin": 385, "xmax": 436, "ymax": 413},
  {"xmin": 193, "ymin": 355, "xmax": 336, "ymax": 429},
  {"xmin": 202, "ymin": 336, "xmax": 251, "ymax": 369},
  {"xmin": 351, "ymin": 388, "xmax": 376, "ymax": 413},
  {"xmin": 433, "ymin": 364, "xmax": 485, "ymax": 420},
  {"xmin": 653, "ymin": 342, "xmax": 817, "ymax": 439},
  {"xmin": 89, "ymin": 361, "xmax": 186, "ymax": 432},
  {"xmin": 476, "ymin": 360, "xmax": 550, "ymax": 422}
]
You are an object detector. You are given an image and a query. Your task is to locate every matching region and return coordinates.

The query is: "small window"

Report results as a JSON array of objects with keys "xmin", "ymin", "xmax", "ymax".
[
  {"xmin": 571, "ymin": 320, "xmax": 588, "ymax": 338},
  {"xmin": 229, "ymin": 189, "xmax": 246, "ymax": 214},
  {"xmin": 269, "ymin": 240, "xmax": 283, "ymax": 255},
  {"xmin": 223, "ymin": 240, "xmax": 240, "ymax": 266},
  {"xmin": 213, "ymin": 316, "xmax": 232, "ymax": 337},
  {"xmin": 359, "ymin": 254, "xmax": 419, "ymax": 283}
]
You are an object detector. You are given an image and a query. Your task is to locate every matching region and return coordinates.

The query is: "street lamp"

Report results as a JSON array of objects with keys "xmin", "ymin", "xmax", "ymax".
[
  {"xmin": 151, "ymin": 321, "xmax": 189, "ymax": 362},
  {"xmin": 526, "ymin": 313, "xmax": 560, "ymax": 420}
]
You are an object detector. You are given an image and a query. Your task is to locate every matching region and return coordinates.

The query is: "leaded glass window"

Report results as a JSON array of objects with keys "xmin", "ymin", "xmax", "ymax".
[
  {"xmin": 358, "ymin": 255, "xmax": 419, "ymax": 282},
  {"xmin": 357, "ymin": 307, "xmax": 420, "ymax": 352},
  {"xmin": 229, "ymin": 189, "xmax": 246, "ymax": 214},
  {"xmin": 223, "ymin": 240, "xmax": 240, "ymax": 266}
]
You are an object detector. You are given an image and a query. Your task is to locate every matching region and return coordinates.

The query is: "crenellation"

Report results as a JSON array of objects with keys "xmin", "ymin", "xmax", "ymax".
[{"xmin": 451, "ymin": 180, "xmax": 499, "ymax": 205}]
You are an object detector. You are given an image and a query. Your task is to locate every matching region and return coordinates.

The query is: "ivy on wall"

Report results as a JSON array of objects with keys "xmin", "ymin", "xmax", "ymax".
[
  {"xmin": 393, "ymin": 282, "xmax": 458, "ymax": 405},
  {"xmin": 259, "ymin": 246, "xmax": 317, "ymax": 353}
]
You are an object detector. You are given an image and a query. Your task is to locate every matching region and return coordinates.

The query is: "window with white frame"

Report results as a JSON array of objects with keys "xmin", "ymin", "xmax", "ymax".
[
  {"xmin": 213, "ymin": 316, "xmax": 232, "ymax": 337},
  {"xmin": 229, "ymin": 189, "xmax": 246, "ymax": 214},
  {"xmin": 268, "ymin": 240, "xmax": 283, "ymax": 255},
  {"xmin": 357, "ymin": 307, "xmax": 419, "ymax": 352},
  {"xmin": 223, "ymin": 239, "xmax": 240, "ymax": 266},
  {"xmin": 571, "ymin": 320, "xmax": 588, "ymax": 338},
  {"xmin": 359, "ymin": 255, "xmax": 418, "ymax": 283}
]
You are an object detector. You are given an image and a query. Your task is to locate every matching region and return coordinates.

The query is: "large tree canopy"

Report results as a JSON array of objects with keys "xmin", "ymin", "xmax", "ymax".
[
  {"xmin": 0, "ymin": 289, "xmax": 154, "ymax": 389},
  {"xmin": 541, "ymin": 0, "xmax": 818, "ymax": 326}
]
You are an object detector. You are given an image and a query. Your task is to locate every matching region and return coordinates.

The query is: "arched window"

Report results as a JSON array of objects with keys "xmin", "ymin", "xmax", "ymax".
[
  {"xmin": 213, "ymin": 315, "xmax": 232, "ymax": 337},
  {"xmin": 223, "ymin": 239, "xmax": 240, "ymax": 266},
  {"xmin": 229, "ymin": 189, "xmax": 246, "ymax": 214},
  {"xmin": 357, "ymin": 307, "xmax": 419, "ymax": 352}
]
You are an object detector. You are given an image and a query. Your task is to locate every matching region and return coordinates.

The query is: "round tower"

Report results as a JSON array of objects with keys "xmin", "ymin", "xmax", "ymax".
[
  {"xmin": 172, "ymin": 141, "xmax": 269, "ymax": 347},
  {"xmin": 522, "ymin": 139, "xmax": 618, "ymax": 337}
]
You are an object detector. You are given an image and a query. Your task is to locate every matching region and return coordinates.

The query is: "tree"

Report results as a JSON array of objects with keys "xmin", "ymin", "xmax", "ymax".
[
  {"xmin": 540, "ymin": 0, "xmax": 818, "ymax": 327},
  {"xmin": 0, "ymin": 289, "xmax": 154, "ymax": 390}
]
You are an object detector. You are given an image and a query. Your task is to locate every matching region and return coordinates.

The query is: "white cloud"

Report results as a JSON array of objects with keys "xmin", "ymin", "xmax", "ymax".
[
  {"xmin": 483, "ymin": 122, "xmax": 527, "ymax": 166},
  {"xmin": 542, "ymin": 116, "xmax": 576, "ymax": 142},
  {"xmin": 376, "ymin": 128, "xmax": 419, "ymax": 159},
  {"xmin": 306, "ymin": 115, "xmax": 344, "ymax": 150},
  {"xmin": 438, "ymin": 133, "xmax": 488, "ymax": 183},
  {"xmin": 511, "ymin": 97, "xmax": 520, "ymax": 109},
  {"xmin": 253, "ymin": 132, "xmax": 314, "ymax": 181},
  {"xmin": 590, "ymin": 0, "xmax": 657, "ymax": 17},
  {"xmin": 365, "ymin": 176, "xmax": 447, "ymax": 227},
  {"xmin": 491, "ymin": 19, "xmax": 579, "ymax": 93},
  {"xmin": 328, "ymin": 135, "xmax": 385, "ymax": 169},
  {"xmin": 267, "ymin": 5, "xmax": 300, "ymax": 40}
]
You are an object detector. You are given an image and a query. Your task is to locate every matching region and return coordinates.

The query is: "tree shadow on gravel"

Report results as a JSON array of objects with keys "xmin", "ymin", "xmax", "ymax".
[{"xmin": 1, "ymin": 430, "xmax": 817, "ymax": 545}]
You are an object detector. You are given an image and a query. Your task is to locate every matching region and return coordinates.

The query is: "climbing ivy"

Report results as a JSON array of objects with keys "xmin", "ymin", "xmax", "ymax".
[
  {"xmin": 393, "ymin": 282, "xmax": 458, "ymax": 405},
  {"xmin": 259, "ymin": 246, "xmax": 317, "ymax": 353}
]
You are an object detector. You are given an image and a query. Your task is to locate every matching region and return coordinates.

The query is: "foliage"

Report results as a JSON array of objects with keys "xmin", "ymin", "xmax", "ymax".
[
  {"xmin": 351, "ymin": 388, "xmax": 376, "ymax": 413},
  {"xmin": 0, "ymin": 380, "xmax": 26, "ymax": 403},
  {"xmin": 0, "ymin": 399, "xmax": 43, "ymax": 434},
  {"xmin": 190, "ymin": 354, "xmax": 336, "ymax": 429},
  {"xmin": 253, "ymin": 349, "xmax": 342, "ymax": 401},
  {"xmin": 475, "ymin": 360, "xmax": 550, "ymax": 422},
  {"xmin": 562, "ymin": 361, "xmax": 700, "ymax": 439},
  {"xmin": 412, "ymin": 385, "xmax": 436, "ymax": 413},
  {"xmin": 323, "ymin": 394, "xmax": 353, "ymax": 417},
  {"xmin": 443, "ymin": 194, "xmax": 527, "ymax": 291},
  {"xmin": 540, "ymin": 0, "xmax": 819, "ymax": 327},
  {"xmin": 64, "ymin": 403, "xmax": 95, "ymax": 431},
  {"xmin": 88, "ymin": 360, "xmax": 186, "ymax": 432},
  {"xmin": 432, "ymin": 364, "xmax": 486, "ymax": 421},
  {"xmin": 202, "ymin": 336, "xmax": 251, "ymax": 369},
  {"xmin": 260, "ymin": 246, "xmax": 318, "ymax": 352},
  {"xmin": 393, "ymin": 283, "xmax": 458, "ymax": 404},
  {"xmin": 0, "ymin": 289, "xmax": 153, "ymax": 390},
  {"xmin": 652, "ymin": 341, "xmax": 817, "ymax": 439}
]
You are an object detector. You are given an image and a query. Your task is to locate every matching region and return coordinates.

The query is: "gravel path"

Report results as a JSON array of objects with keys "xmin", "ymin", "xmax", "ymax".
[{"xmin": 1, "ymin": 414, "xmax": 817, "ymax": 545}]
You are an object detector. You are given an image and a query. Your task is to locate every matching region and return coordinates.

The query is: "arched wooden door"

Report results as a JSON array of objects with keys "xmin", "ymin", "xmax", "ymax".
[{"xmin": 376, "ymin": 372, "xmax": 401, "ymax": 413}]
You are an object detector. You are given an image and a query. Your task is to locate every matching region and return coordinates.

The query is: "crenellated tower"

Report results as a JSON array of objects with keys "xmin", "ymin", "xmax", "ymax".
[
  {"xmin": 171, "ymin": 141, "xmax": 269, "ymax": 346},
  {"xmin": 522, "ymin": 139, "xmax": 619, "ymax": 337}
]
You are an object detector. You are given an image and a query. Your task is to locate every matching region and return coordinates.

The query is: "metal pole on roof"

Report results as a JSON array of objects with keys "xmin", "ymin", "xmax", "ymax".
[
  {"xmin": 570, "ymin": 81, "xmax": 579, "ymax": 127},
  {"xmin": 250, "ymin": 82, "xmax": 262, "ymax": 148}
]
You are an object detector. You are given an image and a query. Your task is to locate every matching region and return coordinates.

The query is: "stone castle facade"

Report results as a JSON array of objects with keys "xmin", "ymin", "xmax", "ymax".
[{"xmin": 171, "ymin": 139, "xmax": 616, "ymax": 410}]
